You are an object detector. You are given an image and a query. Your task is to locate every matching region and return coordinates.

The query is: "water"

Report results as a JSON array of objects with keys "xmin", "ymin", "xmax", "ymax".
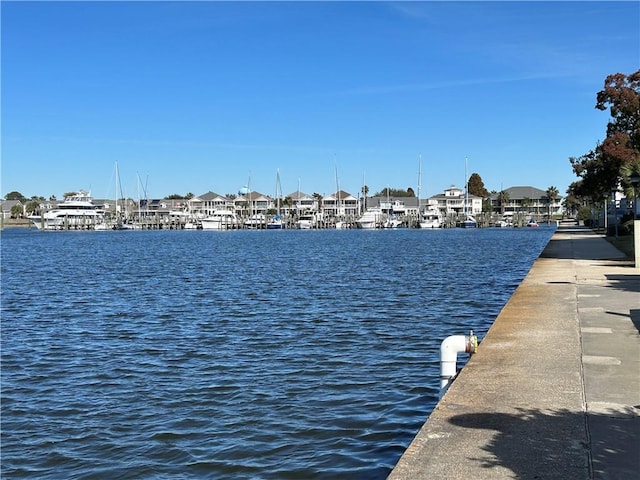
[{"xmin": 1, "ymin": 226, "xmax": 555, "ymax": 479}]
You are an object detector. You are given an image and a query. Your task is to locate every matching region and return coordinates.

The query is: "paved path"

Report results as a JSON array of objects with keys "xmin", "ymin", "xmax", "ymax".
[{"xmin": 388, "ymin": 225, "xmax": 639, "ymax": 479}]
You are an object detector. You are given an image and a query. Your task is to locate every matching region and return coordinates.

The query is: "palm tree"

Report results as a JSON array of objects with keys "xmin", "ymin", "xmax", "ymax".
[
  {"xmin": 497, "ymin": 190, "xmax": 510, "ymax": 215},
  {"xmin": 545, "ymin": 186, "xmax": 560, "ymax": 220},
  {"xmin": 361, "ymin": 185, "xmax": 369, "ymax": 214}
]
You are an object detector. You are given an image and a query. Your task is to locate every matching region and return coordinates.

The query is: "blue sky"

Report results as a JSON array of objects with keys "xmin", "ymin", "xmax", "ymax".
[{"xmin": 2, "ymin": 1, "xmax": 639, "ymax": 201}]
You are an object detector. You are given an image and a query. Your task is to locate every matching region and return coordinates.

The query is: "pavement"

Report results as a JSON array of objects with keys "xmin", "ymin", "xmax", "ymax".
[{"xmin": 387, "ymin": 224, "xmax": 640, "ymax": 479}]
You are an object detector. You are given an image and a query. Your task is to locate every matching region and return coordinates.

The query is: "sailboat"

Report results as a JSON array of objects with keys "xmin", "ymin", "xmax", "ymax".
[
  {"xmin": 334, "ymin": 162, "xmax": 348, "ymax": 229},
  {"xmin": 96, "ymin": 161, "xmax": 135, "ymax": 230},
  {"xmin": 460, "ymin": 157, "xmax": 477, "ymax": 228},
  {"xmin": 267, "ymin": 169, "xmax": 284, "ymax": 229},
  {"xmin": 417, "ymin": 154, "xmax": 443, "ymax": 229}
]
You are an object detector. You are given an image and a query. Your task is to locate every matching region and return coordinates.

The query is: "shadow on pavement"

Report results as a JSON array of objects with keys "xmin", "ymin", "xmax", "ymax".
[
  {"xmin": 448, "ymin": 407, "xmax": 640, "ymax": 479},
  {"xmin": 604, "ymin": 273, "xmax": 640, "ymax": 294}
]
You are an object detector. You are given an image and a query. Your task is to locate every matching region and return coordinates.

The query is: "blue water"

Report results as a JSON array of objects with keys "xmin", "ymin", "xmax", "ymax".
[{"xmin": 1, "ymin": 226, "xmax": 554, "ymax": 479}]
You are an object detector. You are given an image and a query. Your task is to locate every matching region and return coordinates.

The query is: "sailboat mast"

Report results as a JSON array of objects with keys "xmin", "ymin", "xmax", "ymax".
[
  {"xmin": 275, "ymin": 169, "xmax": 281, "ymax": 214},
  {"xmin": 417, "ymin": 154, "xmax": 422, "ymax": 222},
  {"xmin": 334, "ymin": 160, "xmax": 340, "ymax": 219},
  {"xmin": 464, "ymin": 157, "xmax": 468, "ymax": 216}
]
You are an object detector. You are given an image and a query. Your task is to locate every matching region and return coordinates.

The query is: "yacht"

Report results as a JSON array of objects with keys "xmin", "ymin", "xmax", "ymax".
[
  {"xmin": 28, "ymin": 191, "xmax": 105, "ymax": 230},
  {"xmin": 356, "ymin": 207, "xmax": 383, "ymax": 229},
  {"xmin": 419, "ymin": 207, "xmax": 443, "ymax": 229},
  {"xmin": 201, "ymin": 210, "xmax": 240, "ymax": 230},
  {"xmin": 296, "ymin": 214, "xmax": 316, "ymax": 229}
]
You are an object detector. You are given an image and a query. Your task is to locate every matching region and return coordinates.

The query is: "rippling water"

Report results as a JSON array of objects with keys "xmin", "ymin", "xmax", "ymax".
[{"xmin": 1, "ymin": 226, "xmax": 554, "ymax": 479}]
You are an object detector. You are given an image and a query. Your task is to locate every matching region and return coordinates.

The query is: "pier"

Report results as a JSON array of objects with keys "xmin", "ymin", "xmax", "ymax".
[{"xmin": 388, "ymin": 224, "xmax": 639, "ymax": 479}]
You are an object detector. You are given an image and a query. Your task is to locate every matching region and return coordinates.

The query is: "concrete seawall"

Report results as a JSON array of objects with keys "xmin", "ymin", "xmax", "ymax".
[{"xmin": 388, "ymin": 225, "xmax": 639, "ymax": 479}]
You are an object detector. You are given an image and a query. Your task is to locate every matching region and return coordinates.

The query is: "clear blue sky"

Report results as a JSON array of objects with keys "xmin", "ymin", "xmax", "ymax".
[{"xmin": 2, "ymin": 1, "xmax": 639, "ymax": 201}]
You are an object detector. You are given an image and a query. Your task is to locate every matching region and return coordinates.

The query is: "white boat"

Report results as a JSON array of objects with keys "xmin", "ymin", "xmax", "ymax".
[
  {"xmin": 527, "ymin": 218, "xmax": 539, "ymax": 228},
  {"xmin": 356, "ymin": 207, "xmax": 383, "ymax": 229},
  {"xmin": 460, "ymin": 157, "xmax": 477, "ymax": 228},
  {"xmin": 296, "ymin": 214, "xmax": 316, "ymax": 229},
  {"xmin": 28, "ymin": 191, "xmax": 105, "ymax": 230},
  {"xmin": 244, "ymin": 214, "xmax": 266, "ymax": 229},
  {"xmin": 201, "ymin": 210, "xmax": 240, "ymax": 230},
  {"xmin": 419, "ymin": 207, "xmax": 443, "ymax": 229},
  {"xmin": 382, "ymin": 217, "xmax": 403, "ymax": 228}
]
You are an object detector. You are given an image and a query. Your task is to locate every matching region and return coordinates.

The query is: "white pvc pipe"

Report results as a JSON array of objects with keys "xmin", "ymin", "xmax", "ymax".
[{"xmin": 440, "ymin": 332, "xmax": 478, "ymax": 391}]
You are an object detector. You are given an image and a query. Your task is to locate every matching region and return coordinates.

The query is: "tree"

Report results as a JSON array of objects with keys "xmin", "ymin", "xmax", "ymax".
[
  {"xmin": 545, "ymin": 186, "xmax": 560, "ymax": 219},
  {"xmin": 312, "ymin": 193, "xmax": 323, "ymax": 214},
  {"xmin": 4, "ymin": 191, "xmax": 26, "ymax": 201},
  {"xmin": 563, "ymin": 183, "xmax": 584, "ymax": 218},
  {"xmin": 467, "ymin": 173, "xmax": 489, "ymax": 198},
  {"xmin": 283, "ymin": 196, "xmax": 293, "ymax": 215},
  {"xmin": 497, "ymin": 190, "xmax": 510, "ymax": 214},
  {"xmin": 25, "ymin": 200, "xmax": 40, "ymax": 215},
  {"xmin": 10, "ymin": 204, "xmax": 23, "ymax": 218},
  {"xmin": 570, "ymin": 70, "xmax": 640, "ymax": 202},
  {"xmin": 372, "ymin": 187, "xmax": 414, "ymax": 197}
]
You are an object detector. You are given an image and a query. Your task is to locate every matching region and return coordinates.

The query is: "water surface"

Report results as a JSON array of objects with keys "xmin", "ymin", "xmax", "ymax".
[{"xmin": 1, "ymin": 227, "xmax": 555, "ymax": 479}]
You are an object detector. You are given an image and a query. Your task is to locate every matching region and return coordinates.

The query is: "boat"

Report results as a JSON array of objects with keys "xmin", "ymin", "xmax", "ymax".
[
  {"xmin": 419, "ymin": 206, "xmax": 443, "ymax": 229},
  {"xmin": 267, "ymin": 170, "xmax": 285, "ymax": 229},
  {"xmin": 201, "ymin": 210, "xmax": 240, "ymax": 230},
  {"xmin": 28, "ymin": 190, "xmax": 105, "ymax": 230},
  {"xmin": 296, "ymin": 214, "xmax": 316, "ymax": 229},
  {"xmin": 460, "ymin": 157, "xmax": 477, "ymax": 228},
  {"xmin": 382, "ymin": 216, "xmax": 403, "ymax": 228},
  {"xmin": 244, "ymin": 214, "xmax": 266, "ymax": 229},
  {"xmin": 267, "ymin": 214, "xmax": 284, "ymax": 229},
  {"xmin": 461, "ymin": 215, "xmax": 478, "ymax": 228},
  {"xmin": 527, "ymin": 218, "xmax": 539, "ymax": 228},
  {"xmin": 356, "ymin": 207, "xmax": 383, "ymax": 229}
]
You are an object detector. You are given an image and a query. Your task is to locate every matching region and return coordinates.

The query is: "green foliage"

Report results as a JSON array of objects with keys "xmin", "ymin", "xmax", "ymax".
[
  {"xmin": 577, "ymin": 206, "xmax": 591, "ymax": 221},
  {"xmin": 372, "ymin": 187, "xmax": 415, "ymax": 197},
  {"xmin": 25, "ymin": 201, "xmax": 40, "ymax": 214},
  {"xmin": 4, "ymin": 191, "xmax": 26, "ymax": 201},
  {"xmin": 467, "ymin": 173, "xmax": 489, "ymax": 198},
  {"xmin": 10, "ymin": 204, "xmax": 23, "ymax": 218},
  {"xmin": 570, "ymin": 69, "xmax": 640, "ymax": 204}
]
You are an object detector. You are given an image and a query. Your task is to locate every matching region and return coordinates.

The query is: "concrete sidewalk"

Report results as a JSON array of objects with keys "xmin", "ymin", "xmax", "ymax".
[{"xmin": 388, "ymin": 225, "xmax": 639, "ymax": 479}]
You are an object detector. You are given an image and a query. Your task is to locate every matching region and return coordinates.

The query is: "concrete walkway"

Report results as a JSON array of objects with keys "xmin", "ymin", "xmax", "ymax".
[{"xmin": 388, "ymin": 225, "xmax": 639, "ymax": 479}]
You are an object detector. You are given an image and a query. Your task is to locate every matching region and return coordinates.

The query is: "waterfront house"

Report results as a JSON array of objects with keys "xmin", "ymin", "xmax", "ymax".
[
  {"xmin": 364, "ymin": 196, "xmax": 419, "ymax": 217},
  {"xmin": 1, "ymin": 200, "xmax": 25, "ymax": 219},
  {"xmin": 322, "ymin": 190, "xmax": 359, "ymax": 217},
  {"xmin": 284, "ymin": 191, "xmax": 317, "ymax": 216},
  {"xmin": 235, "ymin": 191, "xmax": 272, "ymax": 217},
  {"xmin": 429, "ymin": 185, "xmax": 483, "ymax": 215},
  {"xmin": 490, "ymin": 186, "xmax": 562, "ymax": 216},
  {"xmin": 189, "ymin": 192, "xmax": 234, "ymax": 217}
]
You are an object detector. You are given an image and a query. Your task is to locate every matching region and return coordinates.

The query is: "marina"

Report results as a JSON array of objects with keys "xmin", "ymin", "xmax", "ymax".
[{"xmin": 1, "ymin": 226, "xmax": 555, "ymax": 479}]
